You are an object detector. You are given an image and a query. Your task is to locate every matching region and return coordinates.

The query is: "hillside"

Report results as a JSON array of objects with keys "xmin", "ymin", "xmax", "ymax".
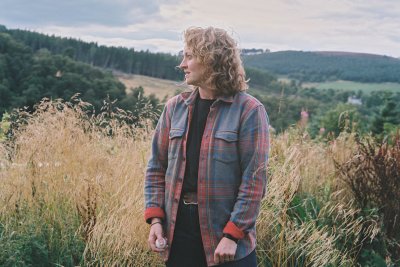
[
  {"xmin": 0, "ymin": 25, "xmax": 182, "ymax": 81},
  {"xmin": 115, "ymin": 72, "xmax": 189, "ymax": 100},
  {"xmin": 0, "ymin": 32, "xmax": 124, "ymax": 114},
  {"xmin": 0, "ymin": 32, "xmax": 160, "ymax": 123},
  {"xmin": 243, "ymin": 50, "xmax": 400, "ymax": 83}
]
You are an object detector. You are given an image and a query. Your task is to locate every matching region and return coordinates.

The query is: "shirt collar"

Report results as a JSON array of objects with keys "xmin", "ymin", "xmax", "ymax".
[{"xmin": 183, "ymin": 87, "xmax": 234, "ymax": 106}]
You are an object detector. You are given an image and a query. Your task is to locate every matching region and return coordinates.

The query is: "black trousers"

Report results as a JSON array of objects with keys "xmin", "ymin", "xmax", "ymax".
[{"xmin": 166, "ymin": 200, "xmax": 257, "ymax": 267}]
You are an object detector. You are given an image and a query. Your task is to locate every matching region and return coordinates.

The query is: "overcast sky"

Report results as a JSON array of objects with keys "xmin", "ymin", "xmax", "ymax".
[{"xmin": 1, "ymin": 0, "xmax": 399, "ymax": 57}]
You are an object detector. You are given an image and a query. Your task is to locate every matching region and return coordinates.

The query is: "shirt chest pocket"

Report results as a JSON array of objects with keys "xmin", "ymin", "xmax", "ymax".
[
  {"xmin": 168, "ymin": 128, "xmax": 185, "ymax": 159},
  {"xmin": 212, "ymin": 131, "xmax": 239, "ymax": 163}
]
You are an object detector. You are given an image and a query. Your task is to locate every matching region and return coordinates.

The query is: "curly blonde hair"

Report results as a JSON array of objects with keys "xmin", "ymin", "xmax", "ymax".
[{"xmin": 183, "ymin": 26, "xmax": 248, "ymax": 96}]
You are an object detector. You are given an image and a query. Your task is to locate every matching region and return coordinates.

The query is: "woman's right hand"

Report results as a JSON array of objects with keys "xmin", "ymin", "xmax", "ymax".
[{"xmin": 148, "ymin": 219, "xmax": 167, "ymax": 252}]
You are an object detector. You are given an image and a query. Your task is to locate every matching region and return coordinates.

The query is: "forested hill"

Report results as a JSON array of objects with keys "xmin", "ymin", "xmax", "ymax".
[
  {"xmin": 0, "ymin": 31, "xmax": 161, "ymax": 121},
  {"xmin": 0, "ymin": 25, "xmax": 182, "ymax": 81},
  {"xmin": 243, "ymin": 50, "xmax": 400, "ymax": 83}
]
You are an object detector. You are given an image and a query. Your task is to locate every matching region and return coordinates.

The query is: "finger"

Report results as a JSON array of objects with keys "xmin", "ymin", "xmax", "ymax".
[
  {"xmin": 148, "ymin": 236, "xmax": 156, "ymax": 250},
  {"xmin": 148, "ymin": 240, "xmax": 156, "ymax": 251},
  {"xmin": 222, "ymin": 253, "xmax": 230, "ymax": 263},
  {"xmin": 214, "ymin": 252, "xmax": 220, "ymax": 264},
  {"xmin": 151, "ymin": 225, "xmax": 164, "ymax": 240},
  {"xmin": 148, "ymin": 235, "xmax": 155, "ymax": 249},
  {"xmin": 153, "ymin": 246, "xmax": 166, "ymax": 252},
  {"xmin": 156, "ymin": 232, "xmax": 164, "ymax": 240},
  {"xmin": 148, "ymin": 232, "xmax": 165, "ymax": 252},
  {"xmin": 149, "ymin": 240, "xmax": 166, "ymax": 252},
  {"xmin": 218, "ymin": 253, "xmax": 226, "ymax": 264}
]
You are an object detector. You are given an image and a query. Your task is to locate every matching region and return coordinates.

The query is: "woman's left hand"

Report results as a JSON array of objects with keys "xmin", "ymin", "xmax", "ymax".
[{"xmin": 213, "ymin": 237, "xmax": 237, "ymax": 264}]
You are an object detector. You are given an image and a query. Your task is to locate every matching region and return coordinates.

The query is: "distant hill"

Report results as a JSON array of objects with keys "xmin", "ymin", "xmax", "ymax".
[{"xmin": 243, "ymin": 51, "xmax": 400, "ymax": 83}]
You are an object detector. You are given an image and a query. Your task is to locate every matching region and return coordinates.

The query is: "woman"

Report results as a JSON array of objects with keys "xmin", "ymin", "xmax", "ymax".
[{"xmin": 144, "ymin": 26, "xmax": 270, "ymax": 267}]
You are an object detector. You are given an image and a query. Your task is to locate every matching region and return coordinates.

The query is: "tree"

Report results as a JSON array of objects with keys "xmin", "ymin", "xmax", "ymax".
[
  {"xmin": 309, "ymin": 103, "xmax": 366, "ymax": 138},
  {"xmin": 371, "ymin": 98, "xmax": 400, "ymax": 136}
]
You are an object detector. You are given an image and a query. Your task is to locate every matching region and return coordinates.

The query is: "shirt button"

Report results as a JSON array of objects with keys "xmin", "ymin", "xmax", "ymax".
[{"xmin": 174, "ymin": 198, "xmax": 179, "ymax": 203}]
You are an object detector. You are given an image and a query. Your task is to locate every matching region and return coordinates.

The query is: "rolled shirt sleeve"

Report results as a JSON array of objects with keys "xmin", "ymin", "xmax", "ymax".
[
  {"xmin": 144, "ymin": 100, "xmax": 174, "ymax": 224},
  {"xmin": 223, "ymin": 105, "xmax": 270, "ymax": 239}
]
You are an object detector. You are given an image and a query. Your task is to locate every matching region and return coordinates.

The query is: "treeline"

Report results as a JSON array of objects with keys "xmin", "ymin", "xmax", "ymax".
[
  {"xmin": 0, "ymin": 25, "xmax": 182, "ymax": 81},
  {"xmin": 0, "ymin": 25, "xmax": 288, "ymax": 89},
  {"xmin": 243, "ymin": 50, "xmax": 400, "ymax": 83},
  {"xmin": 0, "ymin": 32, "xmax": 160, "ymax": 122}
]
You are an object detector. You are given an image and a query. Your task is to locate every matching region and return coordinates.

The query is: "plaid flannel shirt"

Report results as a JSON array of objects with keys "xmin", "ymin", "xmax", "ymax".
[{"xmin": 144, "ymin": 88, "xmax": 270, "ymax": 266}]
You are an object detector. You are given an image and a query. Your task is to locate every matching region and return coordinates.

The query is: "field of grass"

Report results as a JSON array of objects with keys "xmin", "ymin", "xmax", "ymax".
[
  {"xmin": 302, "ymin": 80, "xmax": 400, "ymax": 93},
  {"xmin": 0, "ymin": 98, "xmax": 398, "ymax": 266},
  {"xmin": 115, "ymin": 72, "xmax": 189, "ymax": 100},
  {"xmin": 115, "ymin": 73, "xmax": 279, "ymax": 100},
  {"xmin": 117, "ymin": 74, "xmax": 400, "ymax": 104}
]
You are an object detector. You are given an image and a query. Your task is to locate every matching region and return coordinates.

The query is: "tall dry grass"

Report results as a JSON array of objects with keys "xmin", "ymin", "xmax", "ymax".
[
  {"xmin": 256, "ymin": 129, "xmax": 380, "ymax": 267},
  {"xmin": 0, "ymin": 98, "xmax": 162, "ymax": 266},
  {"xmin": 0, "ymin": 99, "xmax": 383, "ymax": 266}
]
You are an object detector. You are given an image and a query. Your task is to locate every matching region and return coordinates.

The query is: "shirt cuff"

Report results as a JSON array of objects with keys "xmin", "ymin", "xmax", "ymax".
[
  {"xmin": 144, "ymin": 207, "xmax": 165, "ymax": 224},
  {"xmin": 223, "ymin": 221, "xmax": 245, "ymax": 240}
]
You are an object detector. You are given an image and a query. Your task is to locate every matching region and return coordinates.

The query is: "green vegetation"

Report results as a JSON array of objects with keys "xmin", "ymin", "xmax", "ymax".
[
  {"xmin": 302, "ymin": 80, "xmax": 400, "ymax": 93},
  {"xmin": 0, "ymin": 31, "xmax": 161, "ymax": 123},
  {"xmin": 0, "ymin": 25, "xmax": 182, "ymax": 81},
  {"xmin": 244, "ymin": 50, "xmax": 400, "ymax": 83}
]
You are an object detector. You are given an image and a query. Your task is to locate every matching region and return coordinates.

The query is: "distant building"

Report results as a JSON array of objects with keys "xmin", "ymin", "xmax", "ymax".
[
  {"xmin": 347, "ymin": 96, "xmax": 362, "ymax": 105},
  {"xmin": 55, "ymin": 70, "xmax": 63, "ymax": 78}
]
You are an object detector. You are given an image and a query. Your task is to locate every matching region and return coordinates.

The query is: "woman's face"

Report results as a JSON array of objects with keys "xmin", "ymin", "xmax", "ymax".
[{"xmin": 179, "ymin": 47, "xmax": 207, "ymax": 87}]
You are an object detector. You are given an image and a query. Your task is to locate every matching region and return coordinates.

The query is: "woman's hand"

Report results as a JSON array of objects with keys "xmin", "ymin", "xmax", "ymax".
[
  {"xmin": 148, "ymin": 219, "xmax": 167, "ymax": 252},
  {"xmin": 214, "ymin": 237, "xmax": 237, "ymax": 264}
]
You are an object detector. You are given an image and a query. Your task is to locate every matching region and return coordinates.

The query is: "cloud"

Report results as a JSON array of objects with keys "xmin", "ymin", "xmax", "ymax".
[
  {"xmin": 0, "ymin": 0, "xmax": 182, "ymax": 27},
  {"xmin": 0, "ymin": 0, "xmax": 399, "ymax": 57}
]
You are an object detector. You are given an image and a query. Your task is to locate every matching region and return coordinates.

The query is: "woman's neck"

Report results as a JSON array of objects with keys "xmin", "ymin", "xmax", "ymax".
[{"xmin": 198, "ymin": 86, "xmax": 217, "ymax": 100}]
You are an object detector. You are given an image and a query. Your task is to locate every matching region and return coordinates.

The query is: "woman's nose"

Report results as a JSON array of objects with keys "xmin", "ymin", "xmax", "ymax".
[{"xmin": 179, "ymin": 59, "xmax": 187, "ymax": 69}]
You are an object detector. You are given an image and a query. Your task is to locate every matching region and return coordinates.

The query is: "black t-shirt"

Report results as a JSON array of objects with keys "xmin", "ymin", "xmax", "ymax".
[{"xmin": 182, "ymin": 95, "xmax": 215, "ymax": 193}]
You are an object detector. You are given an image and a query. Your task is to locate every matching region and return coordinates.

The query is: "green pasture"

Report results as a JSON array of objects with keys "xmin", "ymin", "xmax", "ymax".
[{"xmin": 301, "ymin": 80, "xmax": 400, "ymax": 93}]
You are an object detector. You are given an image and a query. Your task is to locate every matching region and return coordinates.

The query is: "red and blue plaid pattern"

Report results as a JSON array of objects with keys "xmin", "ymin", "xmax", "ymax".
[{"xmin": 144, "ymin": 88, "xmax": 270, "ymax": 266}]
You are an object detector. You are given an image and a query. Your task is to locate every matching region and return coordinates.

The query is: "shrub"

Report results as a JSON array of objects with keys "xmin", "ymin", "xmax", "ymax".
[{"xmin": 335, "ymin": 134, "xmax": 400, "ymax": 263}]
